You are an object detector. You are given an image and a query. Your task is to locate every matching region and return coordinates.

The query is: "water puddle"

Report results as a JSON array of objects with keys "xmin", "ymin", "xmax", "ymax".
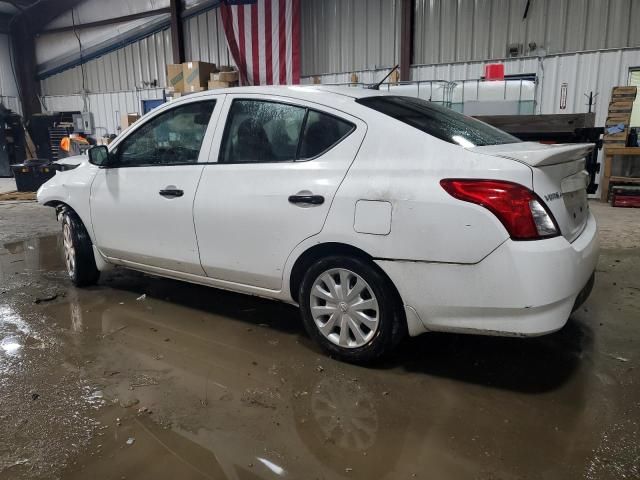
[{"xmin": 0, "ymin": 235, "xmax": 638, "ymax": 479}]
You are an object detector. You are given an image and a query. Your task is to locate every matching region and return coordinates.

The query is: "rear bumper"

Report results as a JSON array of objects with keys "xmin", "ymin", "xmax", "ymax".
[{"xmin": 377, "ymin": 212, "xmax": 599, "ymax": 337}]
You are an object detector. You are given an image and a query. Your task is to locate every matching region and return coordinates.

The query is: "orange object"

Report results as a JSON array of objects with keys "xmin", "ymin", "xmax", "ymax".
[{"xmin": 60, "ymin": 136, "xmax": 70, "ymax": 152}]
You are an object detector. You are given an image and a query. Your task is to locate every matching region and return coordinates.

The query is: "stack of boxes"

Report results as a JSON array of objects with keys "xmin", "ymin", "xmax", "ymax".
[
  {"xmin": 208, "ymin": 67, "xmax": 239, "ymax": 90},
  {"xmin": 166, "ymin": 61, "xmax": 239, "ymax": 99},
  {"xmin": 120, "ymin": 113, "xmax": 141, "ymax": 130}
]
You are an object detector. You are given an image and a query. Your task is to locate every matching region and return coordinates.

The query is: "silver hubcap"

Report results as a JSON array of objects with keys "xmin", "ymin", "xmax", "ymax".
[
  {"xmin": 62, "ymin": 223, "xmax": 76, "ymax": 277},
  {"xmin": 310, "ymin": 268, "xmax": 380, "ymax": 349}
]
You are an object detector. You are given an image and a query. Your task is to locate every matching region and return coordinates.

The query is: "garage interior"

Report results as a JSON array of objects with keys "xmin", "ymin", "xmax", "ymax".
[{"xmin": 0, "ymin": 0, "xmax": 639, "ymax": 479}]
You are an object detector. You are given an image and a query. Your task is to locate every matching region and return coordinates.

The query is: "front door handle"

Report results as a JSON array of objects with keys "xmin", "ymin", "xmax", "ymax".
[
  {"xmin": 288, "ymin": 194, "xmax": 325, "ymax": 205},
  {"xmin": 159, "ymin": 188, "xmax": 184, "ymax": 198}
]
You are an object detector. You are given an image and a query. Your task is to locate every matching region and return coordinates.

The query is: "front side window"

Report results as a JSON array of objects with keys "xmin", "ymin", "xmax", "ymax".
[
  {"xmin": 116, "ymin": 101, "xmax": 216, "ymax": 167},
  {"xmin": 220, "ymin": 99, "xmax": 354, "ymax": 163},
  {"xmin": 356, "ymin": 96, "xmax": 519, "ymax": 147}
]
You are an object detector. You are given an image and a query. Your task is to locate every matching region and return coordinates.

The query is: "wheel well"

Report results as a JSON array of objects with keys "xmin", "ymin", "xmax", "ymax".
[
  {"xmin": 289, "ymin": 242, "xmax": 405, "ymax": 309},
  {"xmin": 290, "ymin": 243, "xmax": 372, "ymax": 301},
  {"xmin": 44, "ymin": 200, "xmax": 68, "ymax": 215},
  {"xmin": 44, "ymin": 202, "xmax": 81, "ymax": 225}
]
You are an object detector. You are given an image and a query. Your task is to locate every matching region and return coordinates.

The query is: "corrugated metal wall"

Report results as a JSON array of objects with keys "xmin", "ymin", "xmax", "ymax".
[
  {"xmin": 38, "ymin": 0, "xmax": 640, "ymax": 94},
  {"xmin": 413, "ymin": 0, "xmax": 640, "ymax": 65},
  {"xmin": 40, "ymin": 29, "xmax": 173, "ymax": 96},
  {"xmin": 39, "ymin": 7, "xmax": 232, "ymax": 136},
  {"xmin": 307, "ymin": 48, "xmax": 640, "ymax": 127},
  {"xmin": 301, "ymin": 0, "xmax": 401, "ymax": 76},
  {"xmin": 42, "ymin": 88, "xmax": 165, "ymax": 135},
  {"xmin": 183, "ymin": 7, "xmax": 233, "ymax": 67},
  {"xmin": 40, "ymin": 8, "xmax": 232, "ymax": 97},
  {"xmin": 411, "ymin": 48, "xmax": 640, "ymax": 127}
]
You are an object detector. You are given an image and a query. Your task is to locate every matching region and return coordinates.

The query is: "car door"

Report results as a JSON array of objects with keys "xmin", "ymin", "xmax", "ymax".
[
  {"xmin": 193, "ymin": 94, "xmax": 366, "ymax": 290},
  {"xmin": 90, "ymin": 98, "xmax": 221, "ymax": 275}
]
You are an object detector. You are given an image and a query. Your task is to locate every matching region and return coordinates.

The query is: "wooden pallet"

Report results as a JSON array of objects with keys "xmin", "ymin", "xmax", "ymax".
[
  {"xmin": 611, "ymin": 86, "xmax": 638, "ymax": 100},
  {"xmin": 602, "ymin": 86, "xmax": 637, "ymax": 166},
  {"xmin": 600, "ymin": 147, "xmax": 640, "ymax": 202}
]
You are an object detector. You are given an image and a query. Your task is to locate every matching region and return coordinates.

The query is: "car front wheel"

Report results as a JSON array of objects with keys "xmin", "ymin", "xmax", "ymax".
[
  {"xmin": 61, "ymin": 210, "xmax": 100, "ymax": 287},
  {"xmin": 299, "ymin": 255, "xmax": 406, "ymax": 363}
]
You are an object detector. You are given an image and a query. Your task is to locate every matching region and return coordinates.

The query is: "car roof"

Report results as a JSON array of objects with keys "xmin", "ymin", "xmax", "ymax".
[{"xmin": 181, "ymin": 84, "xmax": 391, "ymax": 105}]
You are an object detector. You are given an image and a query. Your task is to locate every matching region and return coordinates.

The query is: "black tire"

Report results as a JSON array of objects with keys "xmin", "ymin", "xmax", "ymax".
[
  {"xmin": 299, "ymin": 255, "xmax": 406, "ymax": 364},
  {"xmin": 61, "ymin": 210, "xmax": 100, "ymax": 287}
]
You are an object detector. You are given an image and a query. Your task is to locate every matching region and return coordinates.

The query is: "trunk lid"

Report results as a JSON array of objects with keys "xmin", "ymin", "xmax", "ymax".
[{"xmin": 471, "ymin": 142, "xmax": 593, "ymax": 243}]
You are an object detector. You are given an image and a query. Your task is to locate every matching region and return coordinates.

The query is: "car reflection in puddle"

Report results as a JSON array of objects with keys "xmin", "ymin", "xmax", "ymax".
[{"xmin": 1, "ymin": 233, "xmax": 634, "ymax": 480}]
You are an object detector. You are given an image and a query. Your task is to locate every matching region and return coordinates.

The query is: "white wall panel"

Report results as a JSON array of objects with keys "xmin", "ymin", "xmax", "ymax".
[
  {"xmin": 183, "ymin": 7, "xmax": 233, "ymax": 67},
  {"xmin": 306, "ymin": 48, "xmax": 640, "ymax": 129},
  {"xmin": 36, "ymin": 0, "xmax": 172, "ymax": 65},
  {"xmin": 41, "ymin": 30, "xmax": 173, "ymax": 96},
  {"xmin": 301, "ymin": 67, "xmax": 394, "ymax": 85},
  {"xmin": 411, "ymin": 49, "xmax": 640, "ymax": 127},
  {"xmin": 36, "ymin": 19, "xmax": 155, "ymax": 67},
  {"xmin": 42, "ymin": 88, "xmax": 165, "ymax": 136},
  {"xmin": 41, "ymin": 6, "xmax": 232, "ymax": 97},
  {"xmin": 301, "ymin": 0, "xmax": 400, "ymax": 76},
  {"xmin": 414, "ymin": 0, "xmax": 640, "ymax": 65}
]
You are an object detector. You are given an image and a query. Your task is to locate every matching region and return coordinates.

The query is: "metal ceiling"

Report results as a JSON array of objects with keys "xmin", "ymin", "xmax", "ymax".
[{"xmin": 0, "ymin": 0, "xmax": 43, "ymax": 15}]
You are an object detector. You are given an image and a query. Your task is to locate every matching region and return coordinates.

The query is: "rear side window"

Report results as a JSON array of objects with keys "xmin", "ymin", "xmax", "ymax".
[
  {"xmin": 299, "ymin": 110, "xmax": 354, "ymax": 159},
  {"xmin": 356, "ymin": 96, "xmax": 519, "ymax": 147},
  {"xmin": 220, "ymin": 99, "xmax": 354, "ymax": 163}
]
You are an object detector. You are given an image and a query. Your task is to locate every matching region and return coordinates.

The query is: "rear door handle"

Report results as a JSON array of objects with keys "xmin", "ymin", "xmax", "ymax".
[
  {"xmin": 288, "ymin": 194, "xmax": 325, "ymax": 205},
  {"xmin": 159, "ymin": 188, "xmax": 184, "ymax": 198}
]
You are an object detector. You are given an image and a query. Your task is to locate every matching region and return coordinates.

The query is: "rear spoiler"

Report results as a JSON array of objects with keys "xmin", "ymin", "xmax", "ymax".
[{"xmin": 471, "ymin": 142, "xmax": 594, "ymax": 167}]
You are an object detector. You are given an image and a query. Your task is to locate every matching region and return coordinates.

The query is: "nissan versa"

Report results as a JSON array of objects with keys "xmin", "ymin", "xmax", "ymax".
[{"xmin": 37, "ymin": 86, "xmax": 599, "ymax": 363}]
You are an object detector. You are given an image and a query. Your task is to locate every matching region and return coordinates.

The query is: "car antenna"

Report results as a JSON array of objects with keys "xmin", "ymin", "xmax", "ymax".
[{"xmin": 368, "ymin": 64, "xmax": 400, "ymax": 90}]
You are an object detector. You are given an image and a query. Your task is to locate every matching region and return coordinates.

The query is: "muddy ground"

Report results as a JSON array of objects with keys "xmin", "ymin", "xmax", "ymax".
[{"xmin": 0, "ymin": 200, "xmax": 638, "ymax": 480}]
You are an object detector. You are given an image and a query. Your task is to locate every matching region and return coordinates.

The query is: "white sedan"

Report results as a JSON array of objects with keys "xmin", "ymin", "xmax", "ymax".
[{"xmin": 38, "ymin": 86, "xmax": 599, "ymax": 363}]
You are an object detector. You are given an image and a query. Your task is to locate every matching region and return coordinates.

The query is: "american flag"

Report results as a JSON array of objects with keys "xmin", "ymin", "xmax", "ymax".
[{"xmin": 221, "ymin": 0, "xmax": 300, "ymax": 86}]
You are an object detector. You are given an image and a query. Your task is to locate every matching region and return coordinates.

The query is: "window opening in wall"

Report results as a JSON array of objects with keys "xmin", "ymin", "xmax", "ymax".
[{"xmin": 628, "ymin": 68, "xmax": 640, "ymax": 127}]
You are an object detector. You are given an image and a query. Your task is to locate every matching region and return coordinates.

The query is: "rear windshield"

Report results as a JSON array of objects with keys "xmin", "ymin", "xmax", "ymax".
[{"xmin": 356, "ymin": 96, "xmax": 520, "ymax": 147}]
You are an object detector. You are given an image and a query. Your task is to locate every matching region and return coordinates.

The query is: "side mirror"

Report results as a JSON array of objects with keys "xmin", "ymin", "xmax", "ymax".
[{"xmin": 88, "ymin": 145, "xmax": 110, "ymax": 167}]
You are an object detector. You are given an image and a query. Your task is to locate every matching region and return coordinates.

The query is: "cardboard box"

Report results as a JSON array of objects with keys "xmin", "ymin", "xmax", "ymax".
[
  {"xmin": 167, "ymin": 64, "xmax": 184, "ymax": 92},
  {"xmin": 121, "ymin": 113, "xmax": 140, "ymax": 130},
  {"xmin": 183, "ymin": 61, "xmax": 218, "ymax": 92},
  {"xmin": 219, "ymin": 65, "xmax": 234, "ymax": 72},
  {"xmin": 208, "ymin": 80, "xmax": 238, "ymax": 90},
  {"xmin": 218, "ymin": 70, "xmax": 239, "ymax": 83}
]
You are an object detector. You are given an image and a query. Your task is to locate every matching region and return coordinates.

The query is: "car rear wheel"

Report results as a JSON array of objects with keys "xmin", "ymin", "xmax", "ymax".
[
  {"xmin": 61, "ymin": 210, "xmax": 100, "ymax": 287},
  {"xmin": 299, "ymin": 255, "xmax": 405, "ymax": 363}
]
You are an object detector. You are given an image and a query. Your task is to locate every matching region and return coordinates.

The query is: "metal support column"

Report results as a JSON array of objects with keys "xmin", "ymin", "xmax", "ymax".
[
  {"xmin": 400, "ymin": 0, "xmax": 414, "ymax": 81},
  {"xmin": 170, "ymin": 0, "xmax": 185, "ymax": 64},
  {"xmin": 10, "ymin": 18, "xmax": 41, "ymax": 120}
]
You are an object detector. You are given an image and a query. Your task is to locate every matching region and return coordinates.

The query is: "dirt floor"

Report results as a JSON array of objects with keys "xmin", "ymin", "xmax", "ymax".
[{"xmin": 0, "ymin": 199, "xmax": 638, "ymax": 480}]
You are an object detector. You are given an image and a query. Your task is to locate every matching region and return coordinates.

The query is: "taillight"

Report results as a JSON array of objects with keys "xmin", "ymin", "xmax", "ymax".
[{"xmin": 440, "ymin": 179, "xmax": 559, "ymax": 240}]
